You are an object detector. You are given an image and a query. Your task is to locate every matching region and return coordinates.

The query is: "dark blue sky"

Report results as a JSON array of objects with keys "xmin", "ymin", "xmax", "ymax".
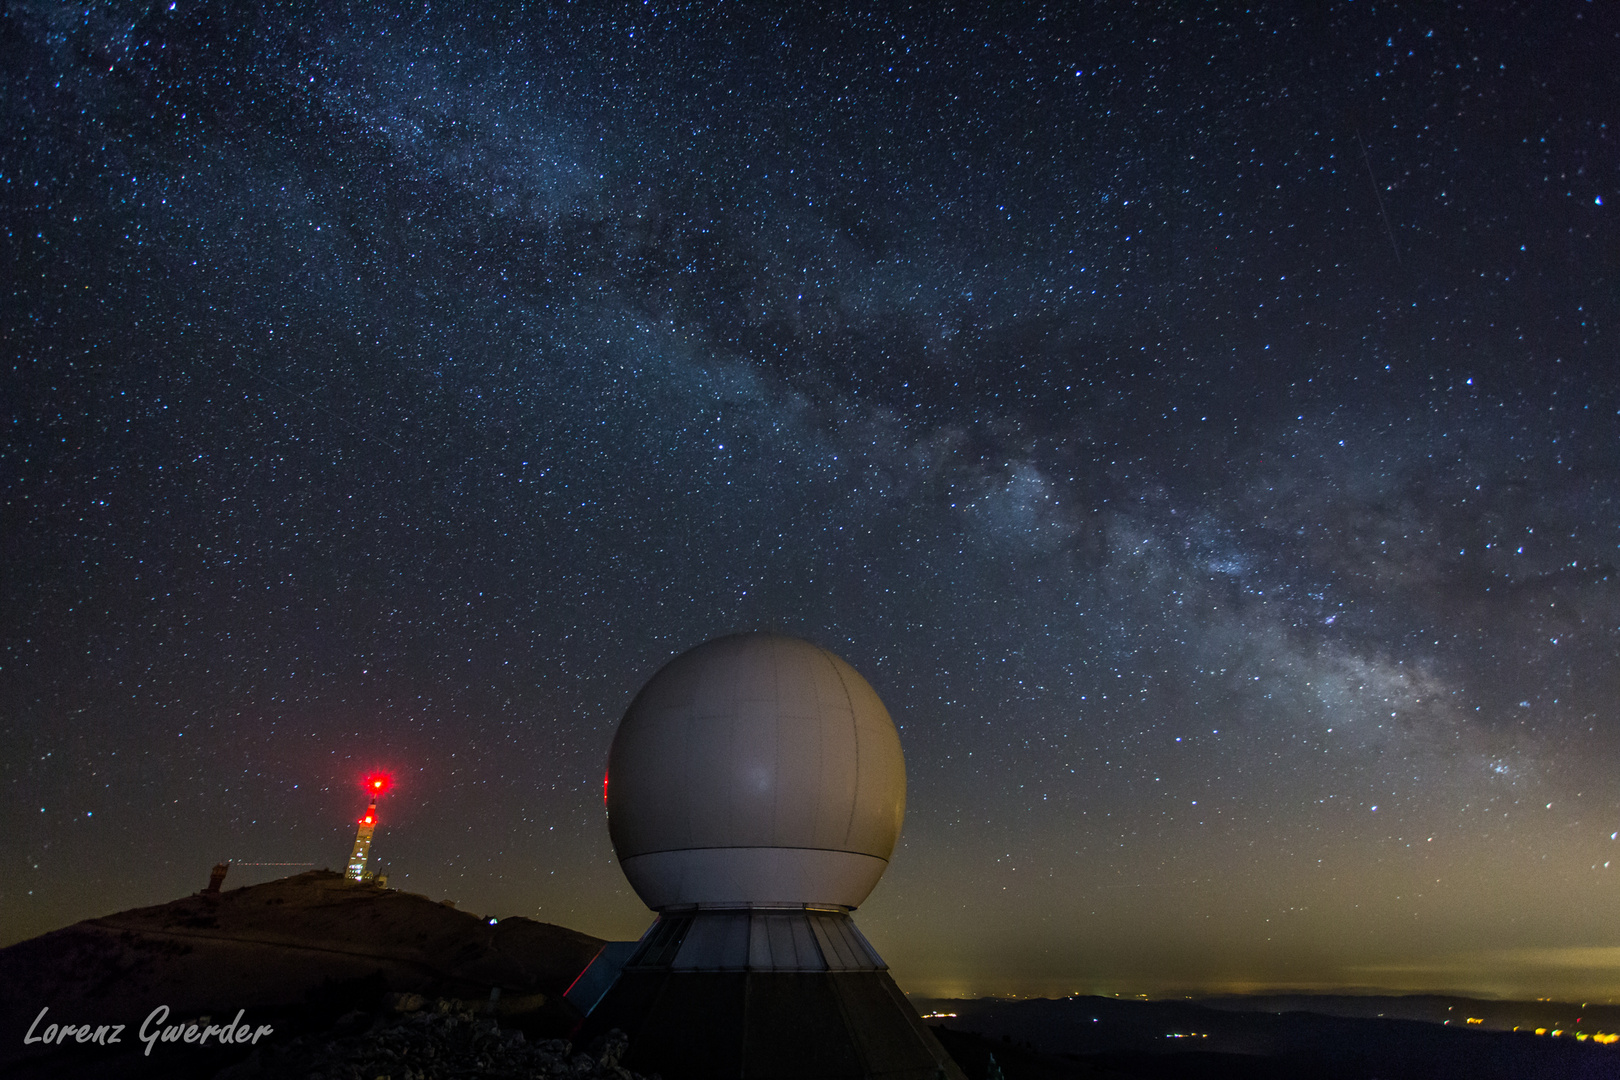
[{"xmin": 4, "ymin": 1, "xmax": 1618, "ymax": 998}]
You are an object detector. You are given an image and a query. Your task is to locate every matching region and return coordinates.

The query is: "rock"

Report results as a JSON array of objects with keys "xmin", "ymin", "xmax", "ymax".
[{"xmin": 238, "ymin": 1005, "xmax": 645, "ymax": 1080}]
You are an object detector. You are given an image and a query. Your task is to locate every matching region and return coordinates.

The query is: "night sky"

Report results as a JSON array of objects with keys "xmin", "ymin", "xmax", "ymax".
[{"xmin": 4, "ymin": 2, "xmax": 1619, "ymax": 1001}]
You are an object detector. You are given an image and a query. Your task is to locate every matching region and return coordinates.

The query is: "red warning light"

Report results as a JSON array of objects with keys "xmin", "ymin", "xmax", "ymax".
[
  {"xmin": 361, "ymin": 815, "xmax": 375, "ymax": 825},
  {"xmin": 364, "ymin": 773, "xmax": 392, "ymax": 795}
]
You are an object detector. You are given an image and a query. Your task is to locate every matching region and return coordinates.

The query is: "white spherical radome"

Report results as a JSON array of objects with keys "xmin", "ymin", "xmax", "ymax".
[{"xmin": 606, "ymin": 633, "xmax": 906, "ymax": 911}]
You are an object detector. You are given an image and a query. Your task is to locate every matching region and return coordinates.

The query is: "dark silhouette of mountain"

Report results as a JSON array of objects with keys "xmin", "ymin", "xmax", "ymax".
[
  {"xmin": 1198, "ymin": 992, "xmax": 1620, "ymax": 1034},
  {"xmin": 922, "ymin": 995, "xmax": 1620, "ymax": 1080},
  {"xmin": 0, "ymin": 870, "xmax": 602, "ymax": 1078}
]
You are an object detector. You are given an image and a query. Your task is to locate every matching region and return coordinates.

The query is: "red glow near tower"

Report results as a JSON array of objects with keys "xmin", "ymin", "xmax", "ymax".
[{"xmin": 346, "ymin": 773, "xmax": 392, "ymax": 882}]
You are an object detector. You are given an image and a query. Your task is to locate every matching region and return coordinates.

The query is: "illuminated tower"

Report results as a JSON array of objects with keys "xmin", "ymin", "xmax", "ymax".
[{"xmin": 346, "ymin": 774, "xmax": 390, "ymax": 882}]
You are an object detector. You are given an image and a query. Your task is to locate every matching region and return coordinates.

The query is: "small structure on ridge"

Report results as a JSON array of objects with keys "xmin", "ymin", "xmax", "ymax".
[{"xmin": 346, "ymin": 773, "xmax": 391, "ymax": 882}]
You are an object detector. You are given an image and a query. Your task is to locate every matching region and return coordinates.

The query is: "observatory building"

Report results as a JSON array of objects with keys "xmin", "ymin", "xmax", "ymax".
[{"xmin": 574, "ymin": 632, "xmax": 965, "ymax": 1080}]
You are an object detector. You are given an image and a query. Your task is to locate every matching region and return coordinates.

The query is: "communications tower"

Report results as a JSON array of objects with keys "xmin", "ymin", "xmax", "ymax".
[{"xmin": 346, "ymin": 773, "xmax": 391, "ymax": 882}]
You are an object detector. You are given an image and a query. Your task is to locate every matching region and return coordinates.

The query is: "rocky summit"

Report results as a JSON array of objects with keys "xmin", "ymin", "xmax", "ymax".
[{"xmin": 1, "ymin": 871, "xmax": 605, "ymax": 1079}]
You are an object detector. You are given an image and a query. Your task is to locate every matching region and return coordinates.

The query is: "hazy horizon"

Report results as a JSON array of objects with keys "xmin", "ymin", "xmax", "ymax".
[{"xmin": 10, "ymin": 864, "xmax": 1620, "ymax": 1006}]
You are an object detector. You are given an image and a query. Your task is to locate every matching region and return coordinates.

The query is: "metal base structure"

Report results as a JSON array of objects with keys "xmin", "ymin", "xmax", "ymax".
[{"xmin": 575, "ymin": 908, "xmax": 966, "ymax": 1080}]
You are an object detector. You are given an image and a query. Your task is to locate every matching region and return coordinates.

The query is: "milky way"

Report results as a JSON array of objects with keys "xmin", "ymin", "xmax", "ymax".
[{"xmin": 4, "ymin": 2, "xmax": 1618, "ymax": 998}]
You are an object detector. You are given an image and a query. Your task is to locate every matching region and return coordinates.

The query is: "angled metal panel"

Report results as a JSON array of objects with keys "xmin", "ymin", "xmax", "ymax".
[{"xmin": 672, "ymin": 911, "xmax": 750, "ymax": 971}]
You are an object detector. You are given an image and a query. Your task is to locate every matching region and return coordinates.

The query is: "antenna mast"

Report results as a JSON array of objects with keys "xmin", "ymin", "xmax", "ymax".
[{"xmin": 346, "ymin": 774, "xmax": 391, "ymax": 882}]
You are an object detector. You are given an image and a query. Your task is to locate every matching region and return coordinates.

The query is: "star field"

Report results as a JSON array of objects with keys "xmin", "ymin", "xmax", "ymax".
[{"xmin": 3, "ymin": 1, "xmax": 1619, "ymax": 999}]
